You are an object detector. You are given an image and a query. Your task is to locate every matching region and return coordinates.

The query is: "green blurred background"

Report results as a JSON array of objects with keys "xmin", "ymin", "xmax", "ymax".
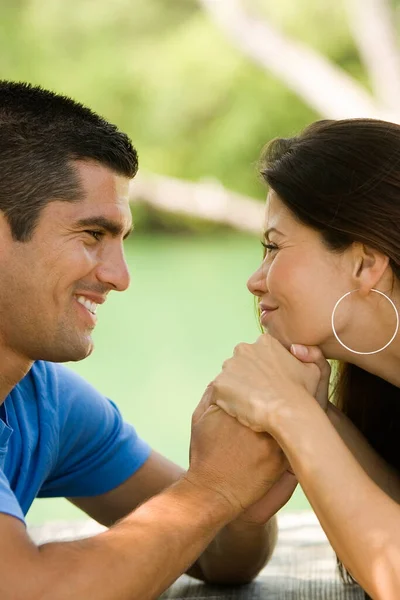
[{"xmin": 0, "ymin": 0, "xmax": 388, "ymax": 522}]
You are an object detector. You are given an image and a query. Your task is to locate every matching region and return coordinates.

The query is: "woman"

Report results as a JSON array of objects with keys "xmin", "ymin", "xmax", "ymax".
[{"xmin": 210, "ymin": 119, "xmax": 400, "ymax": 600}]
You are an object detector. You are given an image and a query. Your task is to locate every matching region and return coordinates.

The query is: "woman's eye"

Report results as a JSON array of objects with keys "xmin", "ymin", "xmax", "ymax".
[{"xmin": 261, "ymin": 241, "xmax": 278, "ymax": 254}]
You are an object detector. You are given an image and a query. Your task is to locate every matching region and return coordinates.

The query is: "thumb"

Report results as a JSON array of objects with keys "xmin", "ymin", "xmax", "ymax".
[
  {"xmin": 290, "ymin": 344, "xmax": 331, "ymax": 380},
  {"xmin": 192, "ymin": 382, "xmax": 215, "ymax": 425}
]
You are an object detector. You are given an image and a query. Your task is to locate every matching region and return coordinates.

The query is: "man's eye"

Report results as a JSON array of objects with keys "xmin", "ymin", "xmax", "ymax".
[{"xmin": 86, "ymin": 230, "xmax": 103, "ymax": 241}]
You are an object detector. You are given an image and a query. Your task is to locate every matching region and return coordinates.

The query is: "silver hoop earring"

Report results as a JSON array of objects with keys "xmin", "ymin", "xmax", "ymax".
[{"xmin": 331, "ymin": 288, "xmax": 399, "ymax": 355}]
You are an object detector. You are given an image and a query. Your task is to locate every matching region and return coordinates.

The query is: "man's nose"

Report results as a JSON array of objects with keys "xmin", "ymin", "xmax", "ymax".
[{"xmin": 96, "ymin": 246, "xmax": 131, "ymax": 292}]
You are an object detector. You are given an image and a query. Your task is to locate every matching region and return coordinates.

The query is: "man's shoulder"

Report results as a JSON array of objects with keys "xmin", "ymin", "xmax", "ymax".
[{"xmin": 11, "ymin": 361, "xmax": 128, "ymax": 442}]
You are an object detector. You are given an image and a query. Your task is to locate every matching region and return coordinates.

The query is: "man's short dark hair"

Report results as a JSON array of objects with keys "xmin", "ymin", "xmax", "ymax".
[{"xmin": 0, "ymin": 81, "xmax": 138, "ymax": 240}]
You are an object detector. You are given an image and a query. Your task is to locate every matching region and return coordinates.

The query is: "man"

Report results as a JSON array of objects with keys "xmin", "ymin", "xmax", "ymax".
[{"xmin": 0, "ymin": 81, "xmax": 296, "ymax": 599}]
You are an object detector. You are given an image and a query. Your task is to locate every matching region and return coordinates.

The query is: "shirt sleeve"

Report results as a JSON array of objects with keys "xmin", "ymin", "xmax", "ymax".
[
  {"xmin": 0, "ymin": 469, "xmax": 25, "ymax": 524},
  {"xmin": 38, "ymin": 365, "xmax": 151, "ymax": 498}
]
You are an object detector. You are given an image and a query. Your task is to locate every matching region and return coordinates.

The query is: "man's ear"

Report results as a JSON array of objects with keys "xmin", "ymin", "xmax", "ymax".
[{"xmin": 352, "ymin": 243, "xmax": 391, "ymax": 296}]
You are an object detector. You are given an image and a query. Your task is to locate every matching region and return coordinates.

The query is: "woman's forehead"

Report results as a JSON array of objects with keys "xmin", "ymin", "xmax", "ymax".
[{"xmin": 264, "ymin": 191, "xmax": 289, "ymax": 229}]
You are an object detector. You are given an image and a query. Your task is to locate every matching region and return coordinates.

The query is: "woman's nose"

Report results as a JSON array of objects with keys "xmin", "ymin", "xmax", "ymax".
[{"xmin": 247, "ymin": 262, "xmax": 267, "ymax": 297}]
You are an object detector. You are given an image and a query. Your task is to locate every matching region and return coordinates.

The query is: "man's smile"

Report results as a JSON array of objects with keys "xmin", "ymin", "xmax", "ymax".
[{"xmin": 76, "ymin": 295, "xmax": 99, "ymax": 315}]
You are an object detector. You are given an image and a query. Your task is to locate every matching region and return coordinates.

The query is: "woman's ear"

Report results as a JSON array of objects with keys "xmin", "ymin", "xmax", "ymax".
[{"xmin": 352, "ymin": 243, "xmax": 390, "ymax": 295}]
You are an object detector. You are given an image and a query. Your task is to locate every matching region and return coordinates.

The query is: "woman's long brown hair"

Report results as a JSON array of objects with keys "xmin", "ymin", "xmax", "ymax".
[{"xmin": 259, "ymin": 119, "xmax": 400, "ymax": 592}]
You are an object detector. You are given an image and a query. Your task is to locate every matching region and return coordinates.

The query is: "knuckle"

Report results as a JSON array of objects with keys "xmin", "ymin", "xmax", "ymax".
[
  {"xmin": 205, "ymin": 380, "xmax": 219, "ymax": 401},
  {"xmin": 212, "ymin": 376, "xmax": 225, "ymax": 393},
  {"xmin": 310, "ymin": 346, "xmax": 322, "ymax": 357},
  {"xmin": 233, "ymin": 342, "xmax": 250, "ymax": 357},
  {"xmin": 256, "ymin": 332, "xmax": 269, "ymax": 344},
  {"xmin": 207, "ymin": 379, "xmax": 217, "ymax": 391},
  {"xmin": 251, "ymin": 423, "xmax": 265, "ymax": 433}
]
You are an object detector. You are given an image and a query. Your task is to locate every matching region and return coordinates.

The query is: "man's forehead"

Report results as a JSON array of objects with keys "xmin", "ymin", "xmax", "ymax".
[
  {"xmin": 72, "ymin": 161, "xmax": 132, "ymax": 227},
  {"xmin": 114, "ymin": 173, "xmax": 130, "ymax": 199},
  {"xmin": 39, "ymin": 193, "xmax": 133, "ymax": 239},
  {"xmin": 74, "ymin": 159, "xmax": 131, "ymax": 199}
]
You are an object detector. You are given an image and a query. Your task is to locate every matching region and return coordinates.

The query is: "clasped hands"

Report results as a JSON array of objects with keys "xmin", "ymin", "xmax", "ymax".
[
  {"xmin": 209, "ymin": 333, "xmax": 330, "ymax": 433},
  {"xmin": 188, "ymin": 333, "xmax": 331, "ymax": 523}
]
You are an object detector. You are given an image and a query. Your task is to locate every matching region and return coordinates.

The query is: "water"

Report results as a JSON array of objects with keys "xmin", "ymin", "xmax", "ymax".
[{"xmin": 26, "ymin": 232, "xmax": 309, "ymax": 524}]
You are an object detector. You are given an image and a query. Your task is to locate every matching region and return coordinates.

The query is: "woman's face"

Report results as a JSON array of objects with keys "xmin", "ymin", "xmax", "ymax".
[{"xmin": 247, "ymin": 190, "xmax": 354, "ymax": 351}]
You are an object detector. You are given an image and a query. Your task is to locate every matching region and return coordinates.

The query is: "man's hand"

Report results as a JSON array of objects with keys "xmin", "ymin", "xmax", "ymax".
[
  {"xmin": 185, "ymin": 383, "xmax": 298, "ymax": 585},
  {"xmin": 192, "ymin": 373, "xmax": 297, "ymax": 525},
  {"xmin": 187, "ymin": 402, "xmax": 288, "ymax": 515},
  {"xmin": 238, "ymin": 470, "xmax": 298, "ymax": 525}
]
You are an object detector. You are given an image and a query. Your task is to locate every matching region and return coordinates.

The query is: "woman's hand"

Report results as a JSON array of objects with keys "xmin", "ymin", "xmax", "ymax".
[
  {"xmin": 209, "ymin": 333, "xmax": 321, "ymax": 435},
  {"xmin": 290, "ymin": 344, "xmax": 331, "ymax": 411}
]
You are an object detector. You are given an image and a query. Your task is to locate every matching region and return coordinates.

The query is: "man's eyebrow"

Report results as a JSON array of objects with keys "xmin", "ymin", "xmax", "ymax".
[
  {"xmin": 75, "ymin": 216, "xmax": 134, "ymax": 240},
  {"xmin": 264, "ymin": 227, "xmax": 284, "ymax": 239}
]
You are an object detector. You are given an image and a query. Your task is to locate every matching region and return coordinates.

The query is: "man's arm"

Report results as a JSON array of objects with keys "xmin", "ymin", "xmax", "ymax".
[
  {"xmin": 69, "ymin": 449, "xmax": 281, "ymax": 584},
  {"xmin": 2, "ymin": 406, "xmax": 286, "ymax": 599},
  {"xmin": 70, "ymin": 449, "xmax": 280, "ymax": 584},
  {"xmin": 1, "ymin": 478, "xmax": 238, "ymax": 600},
  {"xmin": 68, "ymin": 450, "xmax": 184, "ymax": 527}
]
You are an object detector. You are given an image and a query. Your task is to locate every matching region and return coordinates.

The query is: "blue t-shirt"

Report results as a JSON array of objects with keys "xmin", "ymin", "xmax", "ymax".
[{"xmin": 0, "ymin": 361, "xmax": 151, "ymax": 524}]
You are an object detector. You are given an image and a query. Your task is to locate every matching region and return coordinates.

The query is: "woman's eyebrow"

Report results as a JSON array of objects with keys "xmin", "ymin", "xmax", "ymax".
[{"xmin": 264, "ymin": 227, "xmax": 284, "ymax": 239}]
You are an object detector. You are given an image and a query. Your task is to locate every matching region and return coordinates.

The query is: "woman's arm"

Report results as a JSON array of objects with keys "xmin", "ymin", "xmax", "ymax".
[
  {"xmin": 291, "ymin": 343, "xmax": 400, "ymax": 503},
  {"xmin": 211, "ymin": 334, "xmax": 400, "ymax": 599},
  {"xmin": 327, "ymin": 403, "xmax": 400, "ymax": 503},
  {"xmin": 271, "ymin": 395, "xmax": 400, "ymax": 600}
]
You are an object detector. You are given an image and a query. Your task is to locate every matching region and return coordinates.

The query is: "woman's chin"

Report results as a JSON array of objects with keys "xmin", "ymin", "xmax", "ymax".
[
  {"xmin": 263, "ymin": 326, "xmax": 291, "ymax": 349},
  {"xmin": 264, "ymin": 325, "xmax": 327, "ymax": 353}
]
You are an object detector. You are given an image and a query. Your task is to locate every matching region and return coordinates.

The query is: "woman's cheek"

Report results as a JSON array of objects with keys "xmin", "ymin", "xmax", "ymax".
[{"xmin": 266, "ymin": 255, "xmax": 287, "ymax": 299}]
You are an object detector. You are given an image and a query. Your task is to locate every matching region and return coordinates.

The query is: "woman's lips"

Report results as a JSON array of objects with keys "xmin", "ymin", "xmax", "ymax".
[{"xmin": 260, "ymin": 305, "xmax": 278, "ymax": 326}]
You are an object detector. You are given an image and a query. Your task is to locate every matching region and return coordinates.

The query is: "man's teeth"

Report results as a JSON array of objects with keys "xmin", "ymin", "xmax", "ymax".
[{"xmin": 76, "ymin": 296, "xmax": 98, "ymax": 315}]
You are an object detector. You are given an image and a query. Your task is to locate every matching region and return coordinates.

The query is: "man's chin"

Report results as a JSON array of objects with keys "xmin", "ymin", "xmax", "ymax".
[
  {"xmin": 69, "ymin": 341, "xmax": 94, "ymax": 362},
  {"xmin": 39, "ymin": 340, "xmax": 94, "ymax": 363}
]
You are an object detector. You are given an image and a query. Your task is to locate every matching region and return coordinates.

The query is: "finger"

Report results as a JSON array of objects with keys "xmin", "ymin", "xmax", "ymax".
[
  {"xmin": 290, "ymin": 344, "xmax": 331, "ymax": 378},
  {"xmin": 192, "ymin": 383, "xmax": 215, "ymax": 425},
  {"xmin": 266, "ymin": 471, "xmax": 298, "ymax": 508},
  {"xmin": 215, "ymin": 398, "xmax": 268, "ymax": 433},
  {"xmin": 215, "ymin": 397, "xmax": 237, "ymax": 420},
  {"xmin": 255, "ymin": 332, "xmax": 273, "ymax": 346},
  {"xmin": 246, "ymin": 471, "xmax": 298, "ymax": 523}
]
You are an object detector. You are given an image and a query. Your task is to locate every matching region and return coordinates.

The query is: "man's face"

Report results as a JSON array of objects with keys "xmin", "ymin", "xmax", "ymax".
[{"xmin": 0, "ymin": 160, "xmax": 132, "ymax": 363}]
